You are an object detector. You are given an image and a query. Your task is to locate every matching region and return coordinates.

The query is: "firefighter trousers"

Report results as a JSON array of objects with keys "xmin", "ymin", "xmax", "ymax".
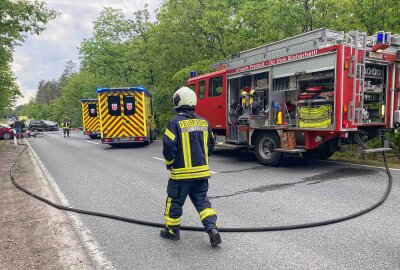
[
  {"xmin": 164, "ymin": 179, "xmax": 217, "ymax": 233},
  {"xmin": 63, "ymin": 128, "xmax": 70, "ymax": 137}
]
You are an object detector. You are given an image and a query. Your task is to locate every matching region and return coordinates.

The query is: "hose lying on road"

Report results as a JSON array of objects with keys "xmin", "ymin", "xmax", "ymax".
[{"xmin": 10, "ymin": 143, "xmax": 393, "ymax": 232}]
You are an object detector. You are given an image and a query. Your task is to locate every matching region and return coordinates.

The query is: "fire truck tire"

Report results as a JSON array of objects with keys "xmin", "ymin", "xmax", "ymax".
[
  {"xmin": 89, "ymin": 135, "xmax": 97, "ymax": 139},
  {"xmin": 254, "ymin": 132, "xmax": 282, "ymax": 166},
  {"xmin": 302, "ymin": 142, "xmax": 335, "ymax": 160}
]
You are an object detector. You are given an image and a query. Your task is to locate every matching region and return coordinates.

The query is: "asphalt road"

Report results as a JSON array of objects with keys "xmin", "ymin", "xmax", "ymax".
[{"xmin": 27, "ymin": 130, "xmax": 400, "ymax": 270}]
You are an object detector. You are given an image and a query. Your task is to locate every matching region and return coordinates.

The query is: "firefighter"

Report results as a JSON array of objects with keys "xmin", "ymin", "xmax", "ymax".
[
  {"xmin": 161, "ymin": 86, "xmax": 221, "ymax": 247},
  {"xmin": 61, "ymin": 117, "xmax": 71, "ymax": 138}
]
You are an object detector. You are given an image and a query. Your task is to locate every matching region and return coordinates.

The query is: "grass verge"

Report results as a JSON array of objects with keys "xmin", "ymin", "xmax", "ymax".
[{"xmin": 330, "ymin": 146, "xmax": 400, "ymax": 169}]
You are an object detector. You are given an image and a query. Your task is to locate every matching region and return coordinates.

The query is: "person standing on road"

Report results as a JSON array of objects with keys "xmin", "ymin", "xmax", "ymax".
[
  {"xmin": 13, "ymin": 117, "xmax": 23, "ymax": 140},
  {"xmin": 160, "ymin": 86, "xmax": 221, "ymax": 247},
  {"xmin": 61, "ymin": 117, "xmax": 71, "ymax": 138}
]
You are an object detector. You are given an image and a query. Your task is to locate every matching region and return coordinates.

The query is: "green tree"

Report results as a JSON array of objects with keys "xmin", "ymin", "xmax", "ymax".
[
  {"xmin": 55, "ymin": 70, "xmax": 112, "ymax": 126},
  {"xmin": 36, "ymin": 80, "xmax": 61, "ymax": 104},
  {"xmin": 351, "ymin": 0, "xmax": 400, "ymax": 35},
  {"xmin": 59, "ymin": 60, "xmax": 77, "ymax": 87},
  {"xmin": 17, "ymin": 0, "xmax": 400, "ymax": 142},
  {"xmin": 79, "ymin": 7, "xmax": 136, "ymax": 85},
  {"xmin": 0, "ymin": 0, "xmax": 58, "ymax": 112}
]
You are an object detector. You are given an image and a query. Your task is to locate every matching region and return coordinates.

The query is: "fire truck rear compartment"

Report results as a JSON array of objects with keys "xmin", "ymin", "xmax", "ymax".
[
  {"xmin": 227, "ymin": 62, "xmax": 389, "ymax": 160},
  {"xmin": 363, "ymin": 62, "xmax": 387, "ymax": 124}
]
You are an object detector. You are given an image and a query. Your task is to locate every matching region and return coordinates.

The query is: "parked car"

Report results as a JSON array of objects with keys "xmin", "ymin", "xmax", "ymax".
[
  {"xmin": 29, "ymin": 120, "xmax": 59, "ymax": 131},
  {"xmin": 0, "ymin": 124, "xmax": 14, "ymax": 140}
]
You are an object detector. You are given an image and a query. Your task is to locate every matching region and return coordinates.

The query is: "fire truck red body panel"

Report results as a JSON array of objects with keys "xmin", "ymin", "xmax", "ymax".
[
  {"xmin": 192, "ymin": 69, "xmax": 227, "ymax": 131},
  {"xmin": 187, "ymin": 29, "xmax": 400, "ymax": 164}
]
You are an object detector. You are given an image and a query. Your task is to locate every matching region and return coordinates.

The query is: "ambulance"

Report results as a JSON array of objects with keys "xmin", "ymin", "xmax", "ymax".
[
  {"xmin": 97, "ymin": 86, "xmax": 157, "ymax": 146},
  {"xmin": 81, "ymin": 99, "xmax": 100, "ymax": 139}
]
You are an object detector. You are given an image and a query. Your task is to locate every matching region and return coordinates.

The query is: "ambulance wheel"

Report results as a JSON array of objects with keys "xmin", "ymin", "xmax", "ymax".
[
  {"xmin": 110, "ymin": 144, "xmax": 121, "ymax": 148},
  {"xmin": 144, "ymin": 128, "xmax": 151, "ymax": 145},
  {"xmin": 254, "ymin": 132, "xmax": 282, "ymax": 166},
  {"xmin": 151, "ymin": 129, "xmax": 157, "ymax": 142},
  {"xmin": 149, "ymin": 130, "xmax": 155, "ymax": 143}
]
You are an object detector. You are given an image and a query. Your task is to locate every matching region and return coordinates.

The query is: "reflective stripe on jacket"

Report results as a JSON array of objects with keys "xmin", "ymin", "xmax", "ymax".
[
  {"xmin": 61, "ymin": 121, "xmax": 71, "ymax": 128},
  {"xmin": 163, "ymin": 111, "xmax": 215, "ymax": 181}
]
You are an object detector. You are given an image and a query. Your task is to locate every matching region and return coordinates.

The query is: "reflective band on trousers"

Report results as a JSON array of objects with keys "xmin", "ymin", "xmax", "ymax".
[
  {"xmin": 165, "ymin": 216, "xmax": 180, "ymax": 227},
  {"xmin": 165, "ymin": 197, "xmax": 172, "ymax": 216},
  {"xmin": 199, "ymin": 208, "xmax": 217, "ymax": 221}
]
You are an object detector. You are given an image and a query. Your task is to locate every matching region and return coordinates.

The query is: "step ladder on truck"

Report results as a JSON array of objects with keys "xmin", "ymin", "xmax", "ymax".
[{"xmin": 186, "ymin": 29, "xmax": 400, "ymax": 165}]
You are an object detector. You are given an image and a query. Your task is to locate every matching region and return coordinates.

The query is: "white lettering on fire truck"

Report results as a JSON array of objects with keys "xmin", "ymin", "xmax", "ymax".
[{"xmin": 234, "ymin": 49, "xmax": 319, "ymax": 73}]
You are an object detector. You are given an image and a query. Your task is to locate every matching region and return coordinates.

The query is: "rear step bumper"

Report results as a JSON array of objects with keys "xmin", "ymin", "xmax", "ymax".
[{"xmin": 275, "ymin": 148, "xmax": 306, "ymax": 153}]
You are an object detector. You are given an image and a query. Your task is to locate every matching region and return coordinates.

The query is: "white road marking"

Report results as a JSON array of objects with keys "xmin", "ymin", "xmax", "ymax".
[
  {"xmin": 25, "ymin": 139, "xmax": 115, "ymax": 270},
  {"xmin": 85, "ymin": 140, "xmax": 100, "ymax": 145},
  {"xmin": 322, "ymin": 159, "xmax": 400, "ymax": 171},
  {"xmin": 152, "ymin": 157, "xmax": 217, "ymax": 174}
]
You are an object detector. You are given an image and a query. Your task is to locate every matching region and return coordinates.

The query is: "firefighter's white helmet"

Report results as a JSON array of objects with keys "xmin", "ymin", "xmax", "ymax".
[{"xmin": 173, "ymin": 87, "xmax": 197, "ymax": 109}]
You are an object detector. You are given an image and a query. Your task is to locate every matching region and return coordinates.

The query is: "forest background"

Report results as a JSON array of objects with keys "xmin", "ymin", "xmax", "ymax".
[{"xmin": 1, "ymin": 0, "xmax": 400, "ymax": 159}]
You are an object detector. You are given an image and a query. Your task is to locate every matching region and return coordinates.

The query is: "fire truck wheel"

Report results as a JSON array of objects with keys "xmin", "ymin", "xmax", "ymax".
[
  {"xmin": 254, "ymin": 132, "xmax": 282, "ymax": 166},
  {"xmin": 89, "ymin": 135, "xmax": 97, "ymax": 139},
  {"xmin": 302, "ymin": 142, "xmax": 335, "ymax": 160}
]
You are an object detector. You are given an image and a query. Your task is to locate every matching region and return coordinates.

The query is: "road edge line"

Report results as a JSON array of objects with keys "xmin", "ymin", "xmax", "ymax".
[{"xmin": 24, "ymin": 139, "xmax": 115, "ymax": 270}]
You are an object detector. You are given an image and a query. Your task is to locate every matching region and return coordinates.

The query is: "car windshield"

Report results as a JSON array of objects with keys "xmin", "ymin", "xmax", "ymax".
[{"xmin": 43, "ymin": 120, "xmax": 56, "ymax": 125}]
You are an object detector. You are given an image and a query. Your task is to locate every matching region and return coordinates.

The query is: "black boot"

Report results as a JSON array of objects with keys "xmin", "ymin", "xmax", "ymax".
[
  {"xmin": 208, "ymin": 228, "xmax": 221, "ymax": 247},
  {"xmin": 160, "ymin": 228, "xmax": 180, "ymax": 241}
]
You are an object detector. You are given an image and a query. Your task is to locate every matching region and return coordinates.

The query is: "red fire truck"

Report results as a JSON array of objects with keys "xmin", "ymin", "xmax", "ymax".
[{"xmin": 187, "ymin": 29, "xmax": 400, "ymax": 165}]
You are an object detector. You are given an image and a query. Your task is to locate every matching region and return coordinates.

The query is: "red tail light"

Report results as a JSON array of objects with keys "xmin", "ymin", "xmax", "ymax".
[{"xmin": 342, "ymin": 105, "xmax": 348, "ymax": 127}]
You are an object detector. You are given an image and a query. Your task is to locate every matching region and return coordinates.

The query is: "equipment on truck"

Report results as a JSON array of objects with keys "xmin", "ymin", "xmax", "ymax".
[
  {"xmin": 97, "ymin": 86, "xmax": 157, "ymax": 146},
  {"xmin": 81, "ymin": 99, "xmax": 100, "ymax": 139},
  {"xmin": 187, "ymin": 28, "xmax": 400, "ymax": 165}
]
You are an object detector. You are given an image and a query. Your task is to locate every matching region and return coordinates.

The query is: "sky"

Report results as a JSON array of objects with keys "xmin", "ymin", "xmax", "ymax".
[{"xmin": 12, "ymin": 0, "xmax": 163, "ymax": 106}]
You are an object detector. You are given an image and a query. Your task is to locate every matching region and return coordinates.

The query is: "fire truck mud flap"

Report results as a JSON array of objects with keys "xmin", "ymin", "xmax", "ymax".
[
  {"xmin": 254, "ymin": 131, "xmax": 282, "ymax": 166},
  {"xmin": 302, "ymin": 139, "xmax": 338, "ymax": 160}
]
